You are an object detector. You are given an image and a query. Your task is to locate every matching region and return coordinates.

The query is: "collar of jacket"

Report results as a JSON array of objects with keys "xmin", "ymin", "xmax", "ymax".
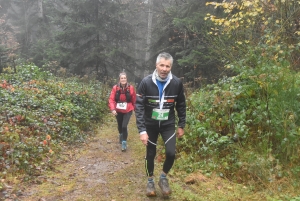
[
  {"xmin": 117, "ymin": 82, "xmax": 129, "ymax": 89},
  {"xmin": 151, "ymin": 70, "xmax": 173, "ymax": 87}
]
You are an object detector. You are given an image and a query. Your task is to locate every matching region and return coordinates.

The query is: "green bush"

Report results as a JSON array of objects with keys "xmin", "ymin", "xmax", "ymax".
[
  {"xmin": 0, "ymin": 64, "xmax": 109, "ymax": 178},
  {"xmin": 177, "ymin": 54, "xmax": 300, "ymax": 186}
]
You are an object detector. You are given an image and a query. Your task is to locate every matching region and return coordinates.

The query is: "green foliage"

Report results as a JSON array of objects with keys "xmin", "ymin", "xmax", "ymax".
[
  {"xmin": 30, "ymin": 40, "xmax": 64, "ymax": 68},
  {"xmin": 177, "ymin": 42, "xmax": 300, "ymax": 192},
  {"xmin": 205, "ymin": 0, "xmax": 300, "ymax": 69},
  {"xmin": 150, "ymin": 0, "xmax": 221, "ymax": 84},
  {"xmin": 173, "ymin": 2, "xmax": 300, "ymax": 195},
  {"xmin": 0, "ymin": 63, "xmax": 109, "ymax": 177}
]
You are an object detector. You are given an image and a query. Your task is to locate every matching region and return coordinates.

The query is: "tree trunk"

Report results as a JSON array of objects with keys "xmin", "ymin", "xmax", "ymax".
[
  {"xmin": 144, "ymin": 0, "xmax": 153, "ymax": 76},
  {"xmin": 38, "ymin": 0, "xmax": 43, "ymax": 18},
  {"xmin": 94, "ymin": 0, "xmax": 100, "ymax": 78}
]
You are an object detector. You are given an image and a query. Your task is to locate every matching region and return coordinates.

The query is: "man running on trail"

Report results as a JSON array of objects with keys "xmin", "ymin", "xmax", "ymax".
[{"xmin": 135, "ymin": 52, "xmax": 186, "ymax": 197}]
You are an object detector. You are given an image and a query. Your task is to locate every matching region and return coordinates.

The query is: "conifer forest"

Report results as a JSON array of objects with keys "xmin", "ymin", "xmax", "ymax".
[{"xmin": 0, "ymin": 0, "xmax": 300, "ymax": 200}]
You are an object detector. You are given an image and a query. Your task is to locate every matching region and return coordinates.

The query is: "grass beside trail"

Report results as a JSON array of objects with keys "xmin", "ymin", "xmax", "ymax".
[{"xmin": 19, "ymin": 114, "xmax": 274, "ymax": 201}]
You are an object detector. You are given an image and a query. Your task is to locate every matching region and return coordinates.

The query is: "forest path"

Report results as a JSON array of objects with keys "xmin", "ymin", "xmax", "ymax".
[
  {"xmin": 19, "ymin": 114, "xmax": 183, "ymax": 201},
  {"xmin": 18, "ymin": 114, "xmax": 255, "ymax": 201}
]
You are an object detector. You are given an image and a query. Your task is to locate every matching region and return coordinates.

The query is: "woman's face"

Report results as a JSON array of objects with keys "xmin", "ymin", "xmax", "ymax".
[{"xmin": 120, "ymin": 75, "xmax": 127, "ymax": 85}]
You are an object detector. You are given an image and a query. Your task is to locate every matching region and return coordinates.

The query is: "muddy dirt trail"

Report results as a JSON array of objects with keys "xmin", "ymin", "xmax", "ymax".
[
  {"xmin": 18, "ymin": 115, "xmax": 184, "ymax": 201},
  {"xmin": 6, "ymin": 114, "xmax": 264, "ymax": 201}
]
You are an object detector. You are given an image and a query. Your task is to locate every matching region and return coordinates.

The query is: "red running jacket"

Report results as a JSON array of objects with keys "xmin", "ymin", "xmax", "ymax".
[{"xmin": 108, "ymin": 83, "xmax": 136, "ymax": 113}]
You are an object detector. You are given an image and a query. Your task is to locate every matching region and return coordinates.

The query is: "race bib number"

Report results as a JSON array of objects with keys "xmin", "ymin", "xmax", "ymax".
[
  {"xmin": 116, "ymin": 102, "xmax": 127, "ymax": 110},
  {"xmin": 151, "ymin": 109, "xmax": 170, "ymax": 120}
]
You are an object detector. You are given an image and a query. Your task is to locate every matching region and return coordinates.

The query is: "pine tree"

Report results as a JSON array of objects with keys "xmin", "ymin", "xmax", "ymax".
[
  {"xmin": 53, "ymin": 0, "xmax": 136, "ymax": 80},
  {"xmin": 150, "ymin": 0, "xmax": 221, "ymax": 85},
  {"xmin": 0, "ymin": 0, "xmax": 19, "ymax": 72}
]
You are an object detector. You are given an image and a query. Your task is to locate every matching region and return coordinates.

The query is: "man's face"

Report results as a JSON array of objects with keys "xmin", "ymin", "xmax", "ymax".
[{"xmin": 156, "ymin": 58, "xmax": 172, "ymax": 79}]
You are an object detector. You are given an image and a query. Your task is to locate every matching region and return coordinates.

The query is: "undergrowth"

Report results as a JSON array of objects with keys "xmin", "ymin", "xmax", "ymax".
[
  {"xmin": 0, "ymin": 63, "xmax": 109, "ymax": 187},
  {"xmin": 174, "ymin": 1, "xmax": 300, "ymax": 199},
  {"xmin": 176, "ymin": 55, "xmax": 300, "ymax": 200}
]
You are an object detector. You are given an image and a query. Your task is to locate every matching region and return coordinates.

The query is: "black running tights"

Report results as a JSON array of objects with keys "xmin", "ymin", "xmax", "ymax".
[
  {"xmin": 145, "ymin": 125, "xmax": 176, "ymax": 177},
  {"xmin": 116, "ymin": 111, "xmax": 132, "ymax": 141}
]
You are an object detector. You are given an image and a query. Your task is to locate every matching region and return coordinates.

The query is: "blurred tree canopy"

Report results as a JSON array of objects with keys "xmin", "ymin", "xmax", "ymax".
[
  {"xmin": 0, "ymin": 0, "xmax": 148, "ymax": 82},
  {"xmin": 149, "ymin": 0, "xmax": 224, "ymax": 87},
  {"xmin": 0, "ymin": 0, "xmax": 224, "ymax": 85},
  {"xmin": 2, "ymin": 0, "xmax": 299, "ymax": 86}
]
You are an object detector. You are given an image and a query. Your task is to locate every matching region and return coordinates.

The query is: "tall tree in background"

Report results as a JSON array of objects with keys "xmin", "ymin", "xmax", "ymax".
[
  {"xmin": 149, "ymin": 0, "xmax": 221, "ymax": 86},
  {"xmin": 142, "ymin": 0, "xmax": 178, "ymax": 73},
  {"xmin": 53, "ymin": 0, "xmax": 136, "ymax": 80},
  {"xmin": 5, "ymin": 0, "xmax": 47, "ymax": 58},
  {"xmin": 0, "ymin": 2, "xmax": 9, "ymax": 72},
  {"xmin": 0, "ymin": 0, "xmax": 158, "ymax": 81},
  {"xmin": 117, "ymin": 0, "xmax": 149, "ymax": 81},
  {"xmin": 0, "ymin": 0, "xmax": 19, "ymax": 72},
  {"xmin": 144, "ymin": 0, "xmax": 153, "ymax": 76},
  {"xmin": 2, "ymin": 0, "xmax": 65, "ymax": 71},
  {"xmin": 37, "ymin": 0, "xmax": 43, "ymax": 18},
  {"xmin": 30, "ymin": 0, "xmax": 74, "ymax": 69}
]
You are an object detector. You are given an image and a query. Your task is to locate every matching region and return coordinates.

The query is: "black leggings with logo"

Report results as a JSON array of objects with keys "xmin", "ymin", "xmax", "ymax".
[
  {"xmin": 116, "ymin": 111, "xmax": 133, "ymax": 141},
  {"xmin": 145, "ymin": 124, "xmax": 176, "ymax": 177}
]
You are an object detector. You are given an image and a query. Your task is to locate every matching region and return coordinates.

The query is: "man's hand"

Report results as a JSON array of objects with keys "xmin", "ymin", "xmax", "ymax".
[
  {"xmin": 140, "ymin": 133, "xmax": 149, "ymax": 146},
  {"xmin": 177, "ymin": 127, "xmax": 184, "ymax": 138}
]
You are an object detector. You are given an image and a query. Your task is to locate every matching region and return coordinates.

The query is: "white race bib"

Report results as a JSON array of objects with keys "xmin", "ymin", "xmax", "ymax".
[
  {"xmin": 151, "ymin": 109, "xmax": 170, "ymax": 120},
  {"xmin": 116, "ymin": 102, "xmax": 127, "ymax": 110}
]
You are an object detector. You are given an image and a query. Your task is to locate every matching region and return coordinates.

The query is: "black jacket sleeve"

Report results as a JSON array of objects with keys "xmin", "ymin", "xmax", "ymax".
[
  {"xmin": 135, "ymin": 78, "xmax": 146, "ymax": 133},
  {"xmin": 175, "ymin": 80, "xmax": 186, "ymax": 128}
]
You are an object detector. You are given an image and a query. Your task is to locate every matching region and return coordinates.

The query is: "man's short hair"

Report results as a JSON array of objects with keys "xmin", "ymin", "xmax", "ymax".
[{"xmin": 156, "ymin": 52, "xmax": 173, "ymax": 66}]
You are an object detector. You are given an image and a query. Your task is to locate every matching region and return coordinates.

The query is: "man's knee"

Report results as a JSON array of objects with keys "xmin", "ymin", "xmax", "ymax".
[
  {"xmin": 165, "ymin": 149, "xmax": 175, "ymax": 159},
  {"xmin": 146, "ymin": 148, "xmax": 156, "ymax": 160},
  {"xmin": 146, "ymin": 154, "xmax": 156, "ymax": 161}
]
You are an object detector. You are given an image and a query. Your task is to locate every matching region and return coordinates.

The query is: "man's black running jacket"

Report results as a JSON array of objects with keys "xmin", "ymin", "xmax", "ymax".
[{"xmin": 135, "ymin": 73, "xmax": 186, "ymax": 133}]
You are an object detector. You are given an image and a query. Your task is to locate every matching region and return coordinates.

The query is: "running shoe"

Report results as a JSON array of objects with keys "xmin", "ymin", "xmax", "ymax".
[
  {"xmin": 121, "ymin": 141, "xmax": 127, "ymax": 151},
  {"xmin": 158, "ymin": 177, "xmax": 171, "ymax": 197},
  {"xmin": 146, "ymin": 181, "xmax": 156, "ymax": 197}
]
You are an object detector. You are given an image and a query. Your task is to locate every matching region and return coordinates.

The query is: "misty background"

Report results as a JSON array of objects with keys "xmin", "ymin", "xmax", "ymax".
[{"xmin": 0, "ymin": 0, "xmax": 221, "ymax": 88}]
